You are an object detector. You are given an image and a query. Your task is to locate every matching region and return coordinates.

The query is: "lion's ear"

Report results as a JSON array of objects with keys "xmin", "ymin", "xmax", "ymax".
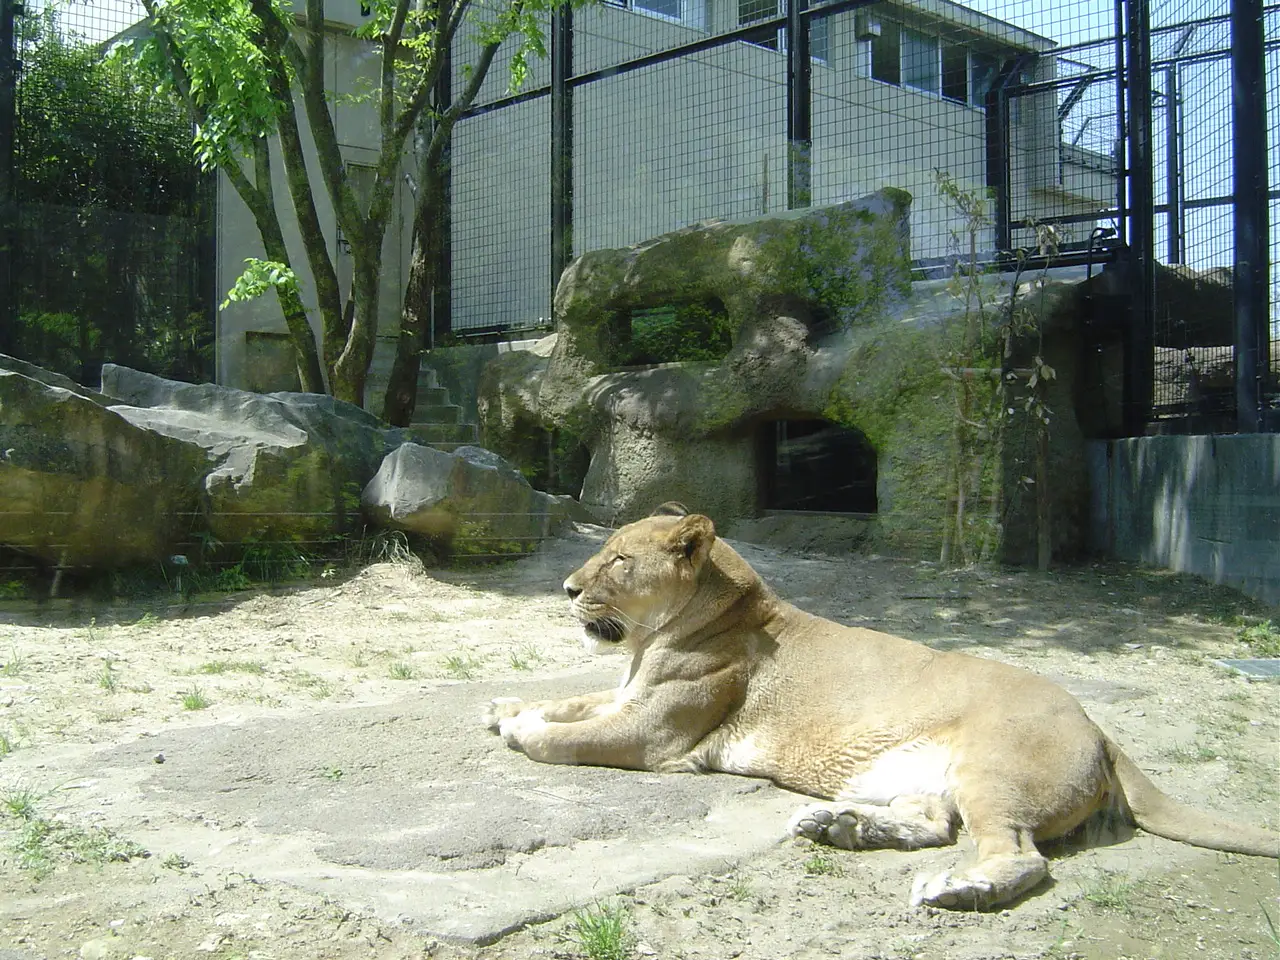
[
  {"xmin": 650, "ymin": 501, "xmax": 690, "ymax": 518},
  {"xmin": 670, "ymin": 514, "xmax": 715, "ymax": 564}
]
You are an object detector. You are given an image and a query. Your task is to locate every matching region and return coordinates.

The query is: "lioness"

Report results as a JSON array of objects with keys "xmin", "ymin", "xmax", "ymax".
[{"xmin": 484, "ymin": 506, "xmax": 1280, "ymax": 909}]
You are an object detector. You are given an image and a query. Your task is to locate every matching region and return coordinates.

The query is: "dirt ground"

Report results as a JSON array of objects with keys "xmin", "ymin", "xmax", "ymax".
[{"xmin": 0, "ymin": 524, "xmax": 1277, "ymax": 960}]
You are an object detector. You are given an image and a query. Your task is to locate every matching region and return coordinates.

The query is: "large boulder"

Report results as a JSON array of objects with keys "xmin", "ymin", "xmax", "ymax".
[
  {"xmin": 1, "ymin": 356, "xmax": 590, "ymax": 571},
  {"xmin": 478, "ymin": 192, "xmax": 1103, "ymax": 564},
  {"xmin": 0, "ymin": 357, "xmax": 206, "ymax": 567},
  {"xmin": 361, "ymin": 444, "xmax": 587, "ymax": 554},
  {"xmin": 539, "ymin": 188, "xmax": 912, "ymax": 421},
  {"xmin": 99, "ymin": 364, "xmax": 406, "ymax": 545}
]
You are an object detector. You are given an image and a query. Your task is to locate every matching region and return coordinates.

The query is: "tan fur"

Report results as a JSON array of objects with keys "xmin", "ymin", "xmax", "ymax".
[{"xmin": 483, "ymin": 512, "xmax": 1280, "ymax": 909}]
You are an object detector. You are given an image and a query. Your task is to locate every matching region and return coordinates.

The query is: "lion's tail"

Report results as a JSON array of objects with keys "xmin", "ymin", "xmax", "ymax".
[{"xmin": 1106, "ymin": 737, "xmax": 1280, "ymax": 858}]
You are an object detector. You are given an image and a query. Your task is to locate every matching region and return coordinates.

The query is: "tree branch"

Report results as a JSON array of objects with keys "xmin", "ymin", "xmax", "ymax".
[
  {"xmin": 250, "ymin": 0, "xmax": 366, "ymax": 248},
  {"xmin": 263, "ymin": 48, "xmax": 348, "ymax": 379}
]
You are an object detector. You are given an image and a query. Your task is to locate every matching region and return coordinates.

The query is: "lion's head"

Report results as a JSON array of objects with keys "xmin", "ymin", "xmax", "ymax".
[{"xmin": 562, "ymin": 504, "xmax": 717, "ymax": 653}]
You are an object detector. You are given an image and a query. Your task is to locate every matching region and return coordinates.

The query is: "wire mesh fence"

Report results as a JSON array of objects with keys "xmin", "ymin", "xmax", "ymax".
[{"xmin": 7, "ymin": 0, "xmax": 214, "ymax": 386}]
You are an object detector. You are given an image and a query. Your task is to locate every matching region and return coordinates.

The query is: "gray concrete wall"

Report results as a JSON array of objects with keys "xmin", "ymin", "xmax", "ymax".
[{"xmin": 1088, "ymin": 435, "xmax": 1280, "ymax": 607}]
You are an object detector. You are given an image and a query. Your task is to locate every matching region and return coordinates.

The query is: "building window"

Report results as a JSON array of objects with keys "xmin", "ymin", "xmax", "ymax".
[
  {"xmin": 607, "ymin": 0, "xmax": 704, "ymax": 28},
  {"xmin": 902, "ymin": 27, "xmax": 939, "ymax": 93},
  {"xmin": 870, "ymin": 20, "xmax": 901, "ymax": 85},
  {"xmin": 868, "ymin": 19, "xmax": 1006, "ymax": 108},
  {"xmin": 738, "ymin": 0, "xmax": 830, "ymax": 63}
]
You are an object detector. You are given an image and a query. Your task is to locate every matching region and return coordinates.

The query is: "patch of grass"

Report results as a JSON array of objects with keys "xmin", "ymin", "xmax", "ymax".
[
  {"xmin": 196, "ymin": 660, "xmax": 265, "ymax": 676},
  {"xmin": 132, "ymin": 611, "xmax": 161, "ymax": 629},
  {"xmin": 1082, "ymin": 871, "xmax": 1138, "ymax": 913},
  {"xmin": 0, "ymin": 730, "xmax": 13, "ymax": 758},
  {"xmin": 3, "ymin": 796, "xmax": 148, "ymax": 879},
  {"xmin": 321, "ymin": 766, "xmax": 344, "ymax": 781},
  {"xmin": 567, "ymin": 902, "xmax": 634, "ymax": 960},
  {"xmin": 97, "ymin": 659, "xmax": 118, "ymax": 693},
  {"xmin": 2, "ymin": 785, "xmax": 42, "ymax": 821},
  {"xmin": 802, "ymin": 847, "xmax": 843, "ymax": 876},
  {"xmin": 179, "ymin": 685, "xmax": 210, "ymax": 711},
  {"xmin": 388, "ymin": 662, "xmax": 417, "ymax": 681},
  {"xmin": 1, "ymin": 646, "xmax": 26, "ymax": 677},
  {"xmin": 725, "ymin": 876, "xmax": 754, "ymax": 901},
  {"xmin": 283, "ymin": 670, "xmax": 333, "ymax": 699},
  {"xmin": 1164, "ymin": 741, "xmax": 1222, "ymax": 764},
  {"xmin": 161, "ymin": 852, "xmax": 192, "ymax": 870},
  {"xmin": 441, "ymin": 652, "xmax": 483, "ymax": 680},
  {"xmin": 1238, "ymin": 620, "xmax": 1280, "ymax": 657},
  {"xmin": 508, "ymin": 645, "xmax": 547, "ymax": 671}
]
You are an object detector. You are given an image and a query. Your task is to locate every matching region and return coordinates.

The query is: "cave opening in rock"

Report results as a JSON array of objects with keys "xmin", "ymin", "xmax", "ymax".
[{"xmin": 757, "ymin": 419, "xmax": 878, "ymax": 514}]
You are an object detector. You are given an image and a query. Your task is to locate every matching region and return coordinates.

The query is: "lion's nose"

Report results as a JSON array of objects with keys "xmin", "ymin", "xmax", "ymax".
[{"xmin": 564, "ymin": 582, "xmax": 582, "ymax": 600}]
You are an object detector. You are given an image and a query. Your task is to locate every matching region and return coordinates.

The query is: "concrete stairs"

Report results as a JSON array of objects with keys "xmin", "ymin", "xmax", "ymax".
[{"xmin": 403, "ymin": 368, "xmax": 478, "ymax": 453}]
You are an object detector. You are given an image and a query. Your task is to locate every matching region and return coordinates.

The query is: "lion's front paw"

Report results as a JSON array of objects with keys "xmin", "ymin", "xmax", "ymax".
[
  {"xmin": 481, "ymin": 696, "xmax": 525, "ymax": 731},
  {"xmin": 497, "ymin": 708, "xmax": 547, "ymax": 751},
  {"xmin": 909, "ymin": 870, "xmax": 994, "ymax": 910}
]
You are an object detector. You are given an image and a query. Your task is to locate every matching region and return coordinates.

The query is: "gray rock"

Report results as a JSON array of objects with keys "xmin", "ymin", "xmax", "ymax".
[
  {"xmin": 361, "ymin": 443, "xmax": 574, "ymax": 552},
  {"xmin": 0, "ymin": 357, "xmax": 205, "ymax": 568},
  {"xmin": 1, "ymin": 356, "xmax": 589, "ymax": 571},
  {"xmin": 99, "ymin": 364, "xmax": 405, "ymax": 545}
]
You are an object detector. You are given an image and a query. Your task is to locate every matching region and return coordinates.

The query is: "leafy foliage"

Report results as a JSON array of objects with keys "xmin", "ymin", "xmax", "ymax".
[
  {"xmin": 615, "ymin": 302, "xmax": 734, "ymax": 367},
  {"xmin": 14, "ymin": 9, "xmax": 213, "ymax": 384},
  {"xmin": 127, "ymin": 0, "xmax": 289, "ymax": 170},
  {"xmin": 222, "ymin": 258, "xmax": 301, "ymax": 311}
]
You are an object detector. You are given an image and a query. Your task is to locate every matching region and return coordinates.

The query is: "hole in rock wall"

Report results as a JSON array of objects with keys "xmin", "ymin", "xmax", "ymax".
[
  {"xmin": 758, "ymin": 419, "xmax": 878, "ymax": 514},
  {"xmin": 610, "ymin": 299, "xmax": 732, "ymax": 368}
]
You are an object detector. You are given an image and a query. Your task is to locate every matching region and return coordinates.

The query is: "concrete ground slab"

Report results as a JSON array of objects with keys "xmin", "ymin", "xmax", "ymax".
[{"xmin": 18, "ymin": 672, "xmax": 806, "ymax": 944}]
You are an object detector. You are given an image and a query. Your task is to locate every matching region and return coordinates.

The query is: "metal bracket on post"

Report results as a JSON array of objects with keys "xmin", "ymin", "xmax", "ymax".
[
  {"xmin": 786, "ymin": 0, "xmax": 811, "ymax": 210},
  {"xmin": 1232, "ymin": 0, "xmax": 1269, "ymax": 433},
  {"xmin": 550, "ymin": 5, "xmax": 573, "ymax": 309},
  {"xmin": 1123, "ymin": 0, "xmax": 1154, "ymax": 437}
]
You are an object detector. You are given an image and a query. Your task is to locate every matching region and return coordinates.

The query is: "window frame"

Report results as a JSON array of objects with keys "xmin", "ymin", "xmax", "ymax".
[
  {"xmin": 605, "ymin": 0, "xmax": 706, "ymax": 30},
  {"xmin": 866, "ymin": 18, "xmax": 1005, "ymax": 110},
  {"xmin": 737, "ymin": 0, "xmax": 831, "ymax": 65}
]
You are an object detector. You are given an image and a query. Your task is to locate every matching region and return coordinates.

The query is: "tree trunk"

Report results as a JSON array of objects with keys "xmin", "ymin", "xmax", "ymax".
[
  {"xmin": 330, "ymin": 251, "xmax": 381, "ymax": 406},
  {"xmin": 383, "ymin": 154, "xmax": 446, "ymax": 426}
]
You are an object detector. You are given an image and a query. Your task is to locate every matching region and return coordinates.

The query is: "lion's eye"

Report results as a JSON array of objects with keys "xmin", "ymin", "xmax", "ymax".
[{"xmin": 610, "ymin": 555, "xmax": 629, "ymax": 567}]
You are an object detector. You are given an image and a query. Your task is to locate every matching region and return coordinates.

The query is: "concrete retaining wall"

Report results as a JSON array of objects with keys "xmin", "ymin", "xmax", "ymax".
[{"xmin": 1088, "ymin": 435, "xmax": 1280, "ymax": 607}]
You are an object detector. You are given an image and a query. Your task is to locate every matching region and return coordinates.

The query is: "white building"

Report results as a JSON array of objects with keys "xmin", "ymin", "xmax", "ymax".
[{"xmin": 214, "ymin": 0, "xmax": 1115, "ymax": 401}]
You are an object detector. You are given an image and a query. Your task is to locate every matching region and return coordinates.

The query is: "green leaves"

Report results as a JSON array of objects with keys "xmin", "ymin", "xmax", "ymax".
[
  {"xmin": 221, "ymin": 258, "xmax": 301, "ymax": 309},
  {"xmin": 127, "ymin": 0, "xmax": 292, "ymax": 169}
]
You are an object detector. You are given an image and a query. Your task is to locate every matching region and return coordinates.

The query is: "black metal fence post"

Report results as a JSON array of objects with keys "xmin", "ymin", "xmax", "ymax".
[
  {"xmin": 786, "ymin": 0, "xmax": 811, "ymax": 210},
  {"xmin": 0, "ymin": 0, "xmax": 17, "ymax": 356},
  {"xmin": 550, "ymin": 5, "xmax": 573, "ymax": 305},
  {"xmin": 1164, "ymin": 64, "xmax": 1181, "ymax": 264},
  {"xmin": 1232, "ymin": 0, "xmax": 1269, "ymax": 433},
  {"xmin": 432, "ymin": 44, "xmax": 452, "ymax": 346},
  {"xmin": 1123, "ymin": 0, "xmax": 1154, "ymax": 436},
  {"xmin": 984, "ymin": 70, "xmax": 1014, "ymax": 253}
]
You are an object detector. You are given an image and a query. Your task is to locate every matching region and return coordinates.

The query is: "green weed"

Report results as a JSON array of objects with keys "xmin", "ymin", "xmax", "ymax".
[
  {"xmin": 567, "ymin": 902, "xmax": 634, "ymax": 960},
  {"xmin": 1238, "ymin": 620, "xmax": 1280, "ymax": 658},
  {"xmin": 180, "ymin": 686, "xmax": 210, "ymax": 710},
  {"xmin": 388, "ymin": 662, "xmax": 417, "ymax": 680},
  {"xmin": 1, "ymin": 647, "xmax": 26, "ymax": 677},
  {"xmin": 441, "ymin": 652, "xmax": 483, "ymax": 680},
  {"xmin": 1082, "ymin": 872, "xmax": 1138, "ymax": 913},
  {"xmin": 98, "ymin": 659, "xmax": 118, "ymax": 692},
  {"xmin": 508, "ymin": 645, "xmax": 547, "ymax": 671},
  {"xmin": 196, "ymin": 660, "xmax": 265, "ymax": 675},
  {"xmin": 802, "ymin": 848, "xmax": 843, "ymax": 876}
]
